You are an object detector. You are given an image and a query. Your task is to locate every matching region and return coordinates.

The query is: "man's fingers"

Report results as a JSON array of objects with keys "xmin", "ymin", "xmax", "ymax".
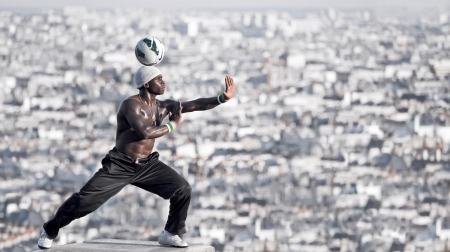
[
  {"xmin": 225, "ymin": 76, "xmax": 230, "ymax": 91},
  {"xmin": 177, "ymin": 100, "xmax": 182, "ymax": 113},
  {"xmin": 225, "ymin": 76, "xmax": 234, "ymax": 87},
  {"xmin": 225, "ymin": 77, "xmax": 234, "ymax": 92}
]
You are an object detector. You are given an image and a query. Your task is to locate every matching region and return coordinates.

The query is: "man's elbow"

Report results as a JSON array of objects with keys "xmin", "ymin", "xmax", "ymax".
[
  {"xmin": 136, "ymin": 131, "xmax": 151, "ymax": 140},
  {"xmin": 142, "ymin": 133, "xmax": 153, "ymax": 140},
  {"xmin": 142, "ymin": 131, "xmax": 159, "ymax": 140}
]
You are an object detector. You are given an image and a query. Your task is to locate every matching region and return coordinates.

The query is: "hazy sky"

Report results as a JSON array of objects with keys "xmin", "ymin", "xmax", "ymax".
[{"xmin": 0, "ymin": 0, "xmax": 448, "ymax": 10}]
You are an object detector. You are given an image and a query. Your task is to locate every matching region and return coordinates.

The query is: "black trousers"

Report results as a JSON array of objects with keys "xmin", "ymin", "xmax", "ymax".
[{"xmin": 43, "ymin": 147, "xmax": 191, "ymax": 239}]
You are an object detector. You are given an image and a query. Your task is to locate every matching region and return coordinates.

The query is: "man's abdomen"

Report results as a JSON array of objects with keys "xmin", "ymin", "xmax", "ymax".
[{"xmin": 115, "ymin": 130, "xmax": 155, "ymax": 159}]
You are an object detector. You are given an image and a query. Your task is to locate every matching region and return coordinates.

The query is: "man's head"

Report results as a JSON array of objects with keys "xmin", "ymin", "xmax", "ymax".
[{"xmin": 134, "ymin": 66, "xmax": 165, "ymax": 94}]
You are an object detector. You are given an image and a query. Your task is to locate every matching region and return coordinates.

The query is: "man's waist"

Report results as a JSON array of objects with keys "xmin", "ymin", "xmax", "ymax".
[{"xmin": 104, "ymin": 147, "xmax": 159, "ymax": 165}]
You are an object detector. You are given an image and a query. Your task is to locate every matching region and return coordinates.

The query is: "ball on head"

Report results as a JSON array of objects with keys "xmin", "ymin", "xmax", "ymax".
[{"xmin": 135, "ymin": 37, "xmax": 165, "ymax": 66}]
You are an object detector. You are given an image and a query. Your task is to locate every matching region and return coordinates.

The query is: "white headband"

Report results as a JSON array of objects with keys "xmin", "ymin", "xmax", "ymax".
[{"xmin": 134, "ymin": 66, "xmax": 162, "ymax": 89}]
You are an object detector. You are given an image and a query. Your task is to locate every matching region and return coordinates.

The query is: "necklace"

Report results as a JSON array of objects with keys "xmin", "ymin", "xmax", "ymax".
[{"xmin": 138, "ymin": 94, "xmax": 156, "ymax": 124}]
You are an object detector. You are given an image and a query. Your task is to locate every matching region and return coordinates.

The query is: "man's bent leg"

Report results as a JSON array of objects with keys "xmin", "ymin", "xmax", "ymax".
[
  {"xmin": 132, "ymin": 157, "xmax": 191, "ymax": 235},
  {"xmin": 43, "ymin": 167, "xmax": 130, "ymax": 239},
  {"xmin": 165, "ymin": 185, "xmax": 192, "ymax": 234}
]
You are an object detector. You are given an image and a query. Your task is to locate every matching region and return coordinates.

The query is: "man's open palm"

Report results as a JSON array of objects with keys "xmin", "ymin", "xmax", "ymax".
[{"xmin": 223, "ymin": 76, "xmax": 235, "ymax": 100}]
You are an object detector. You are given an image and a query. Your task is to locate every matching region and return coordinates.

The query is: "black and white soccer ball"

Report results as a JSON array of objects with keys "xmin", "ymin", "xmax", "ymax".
[{"xmin": 135, "ymin": 37, "xmax": 165, "ymax": 66}]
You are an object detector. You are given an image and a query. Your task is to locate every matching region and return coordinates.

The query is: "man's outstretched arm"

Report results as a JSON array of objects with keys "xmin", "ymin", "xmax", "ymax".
[{"xmin": 181, "ymin": 75, "xmax": 235, "ymax": 113}]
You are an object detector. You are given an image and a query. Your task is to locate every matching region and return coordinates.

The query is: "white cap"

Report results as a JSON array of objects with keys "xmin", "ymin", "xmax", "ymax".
[{"xmin": 134, "ymin": 66, "xmax": 162, "ymax": 89}]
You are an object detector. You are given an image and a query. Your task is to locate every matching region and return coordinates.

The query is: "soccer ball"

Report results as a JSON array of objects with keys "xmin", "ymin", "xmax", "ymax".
[{"xmin": 135, "ymin": 37, "xmax": 165, "ymax": 66}]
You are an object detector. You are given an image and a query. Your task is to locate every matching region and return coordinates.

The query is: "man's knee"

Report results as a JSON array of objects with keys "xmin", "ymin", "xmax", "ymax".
[
  {"xmin": 176, "ymin": 178, "xmax": 190, "ymax": 191},
  {"xmin": 184, "ymin": 185, "xmax": 192, "ymax": 195},
  {"xmin": 180, "ymin": 184, "xmax": 192, "ymax": 196},
  {"xmin": 171, "ymin": 182, "xmax": 191, "ymax": 199}
]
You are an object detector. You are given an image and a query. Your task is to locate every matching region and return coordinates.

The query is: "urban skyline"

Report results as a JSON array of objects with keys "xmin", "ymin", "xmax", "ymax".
[
  {"xmin": 1, "ymin": 5, "xmax": 450, "ymax": 252},
  {"xmin": 0, "ymin": 1, "xmax": 448, "ymax": 12}
]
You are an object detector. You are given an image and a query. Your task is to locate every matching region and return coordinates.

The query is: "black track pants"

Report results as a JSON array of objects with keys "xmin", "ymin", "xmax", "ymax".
[{"xmin": 43, "ymin": 148, "xmax": 191, "ymax": 239}]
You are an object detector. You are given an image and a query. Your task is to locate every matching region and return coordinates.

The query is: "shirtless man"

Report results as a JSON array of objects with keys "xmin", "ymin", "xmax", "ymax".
[{"xmin": 38, "ymin": 66, "xmax": 235, "ymax": 249}]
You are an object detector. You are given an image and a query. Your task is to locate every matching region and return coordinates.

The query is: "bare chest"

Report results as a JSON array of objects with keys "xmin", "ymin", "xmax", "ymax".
[
  {"xmin": 139, "ymin": 104, "xmax": 167, "ymax": 126},
  {"xmin": 139, "ymin": 105, "xmax": 156, "ymax": 126}
]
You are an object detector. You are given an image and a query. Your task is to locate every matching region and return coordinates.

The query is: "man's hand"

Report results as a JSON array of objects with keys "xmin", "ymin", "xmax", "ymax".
[
  {"xmin": 169, "ymin": 100, "xmax": 183, "ymax": 125},
  {"xmin": 223, "ymin": 76, "xmax": 235, "ymax": 100}
]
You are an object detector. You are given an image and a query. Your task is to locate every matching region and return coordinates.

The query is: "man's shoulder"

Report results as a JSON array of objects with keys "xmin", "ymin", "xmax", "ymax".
[
  {"xmin": 119, "ymin": 96, "xmax": 140, "ymax": 110},
  {"xmin": 124, "ymin": 95, "xmax": 139, "ymax": 101},
  {"xmin": 122, "ymin": 95, "xmax": 140, "ymax": 104}
]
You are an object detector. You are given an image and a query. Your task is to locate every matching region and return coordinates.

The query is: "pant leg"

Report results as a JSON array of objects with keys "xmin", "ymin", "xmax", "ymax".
[
  {"xmin": 43, "ymin": 159, "xmax": 133, "ymax": 239},
  {"xmin": 131, "ymin": 155, "xmax": 191, "ymax": 235}
]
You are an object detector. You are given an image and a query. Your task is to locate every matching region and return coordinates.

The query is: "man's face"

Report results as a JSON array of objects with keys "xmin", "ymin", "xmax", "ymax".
[{"xmin": 146, "ymin": 75, "xmax": 165, "ymax": 95}]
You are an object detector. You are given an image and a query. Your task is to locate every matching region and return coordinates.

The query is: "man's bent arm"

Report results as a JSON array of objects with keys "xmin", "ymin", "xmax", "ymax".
[
  {"xmin": 120, "ymin": 99, "xmax": 170, "ymax": 139},
  {"xmin": 139, "ymin": 125, "xmax": 170, "ymax": 139}
]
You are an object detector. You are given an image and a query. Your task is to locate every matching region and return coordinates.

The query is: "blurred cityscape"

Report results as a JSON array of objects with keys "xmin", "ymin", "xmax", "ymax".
[{"xmin": 1, "ymin": 6, "xmax": 450, "ymax": 252}]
